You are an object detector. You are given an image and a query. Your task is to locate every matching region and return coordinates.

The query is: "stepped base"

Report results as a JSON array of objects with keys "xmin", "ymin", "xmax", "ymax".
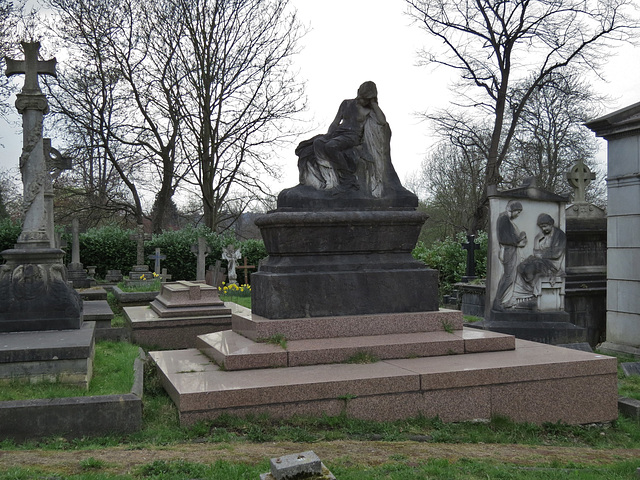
[
  {"xmin": 197, "ymin": 328, "xmax": 515, "ymax": 371},
  {"xmin": 150, "ymin": 338, "xmax": 618, "ymax": 426}
]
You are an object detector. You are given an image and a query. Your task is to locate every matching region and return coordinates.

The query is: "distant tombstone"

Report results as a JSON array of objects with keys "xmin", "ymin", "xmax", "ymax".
[
  {"xmin": 205, "ymin": 260, "xmax": 226, "ymax": 288},
  {"xmin": 236, "ymin": 257, "xmax": 255, "ymax": 285},
  {"xmin": 621, "ymin": 362, "xmax": 640, "ymax": 377},
  {"xmin": 191, "ymin": 237, "xmax": 211, "ymax": 281},
  {"xmin": 566, "ymin": 159, "xmax": 596, "ymax": 204},
  {"xmin": 222, "ymin": 244, "xmax": 242, "ymax": 285},
  {"xmin": 148, "ymin": 247, "xmax": 166, "ymax": 275},
  {"xmin": 67, "ymin": 218, "xmax": 96, "ymax": 288},
  {"xmin": 461, "ymin": 234, "xmax": 480, "ymax": 282},
  {"xmin": 129, "ymin": 224, "xmax": 151, "ymax": 267}
]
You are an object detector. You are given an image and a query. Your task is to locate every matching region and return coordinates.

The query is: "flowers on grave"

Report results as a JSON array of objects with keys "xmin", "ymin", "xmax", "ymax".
[
  {"xmin": 139, "ymin": 274, "xmax": 146, "ymax": 281},
  {"xmin": 218, "ymin": 283, "xmax": 251, "ymax": 297}
]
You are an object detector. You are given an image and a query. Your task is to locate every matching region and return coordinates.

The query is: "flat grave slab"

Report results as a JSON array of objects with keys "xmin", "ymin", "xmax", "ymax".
[{"xmin": 82, "ymin": 300, "xmax": 113, "ymax": 328}]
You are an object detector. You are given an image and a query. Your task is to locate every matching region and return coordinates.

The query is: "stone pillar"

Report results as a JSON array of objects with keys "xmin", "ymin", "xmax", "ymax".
[{"xmin": 587, "ymin": 103, "xmax": 640, "ymax": 356}]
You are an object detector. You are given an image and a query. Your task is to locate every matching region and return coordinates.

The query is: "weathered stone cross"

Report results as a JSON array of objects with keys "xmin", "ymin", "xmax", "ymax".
[
  {"xmin": 129, "ymin": 224, "xmax": 151, "ymax": 266},
  {"xmin": 191, "ymin": 237, "xmax": 211, "ymax": 281},
  {"xmin": 566, "ymin": 159, "xmax": 596, "ymax": 204},
  {"xmin": 236, "ymin": 257, "xmax": 255, "ymax": 286},
  {"xmin": 461, "ymin": 234, "xmax": 480, "ymax": 280},
  {"xmin": 5, "ymin": 42, "xmax": 57, "ymax": 247},
  {"xmin": 148, "ymin": 247, "xmax": 166, "ymax": 275}
]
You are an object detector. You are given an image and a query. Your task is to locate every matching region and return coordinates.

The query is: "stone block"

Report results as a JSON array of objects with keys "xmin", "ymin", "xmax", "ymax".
[
  {"xmin": 618, "ymin": 397, "xmax": 640, "ymax": 419},
  {"xmin": 269, "ymin": 451, "xmax": 322, "ymax": 480},
  {"xmin": 607, "ymin": 135, "xmax": 640, "ymax": 179}
]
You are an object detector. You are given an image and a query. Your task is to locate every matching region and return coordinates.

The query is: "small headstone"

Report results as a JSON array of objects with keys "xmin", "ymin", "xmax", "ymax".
[
  {"xmin": 206, "ymin": 260, "xmax": 226, "ymax": 288},
  {"xmin": 260, "ymin": 451, "xmax": 336, "ymax": 480},
  {"xmin": 105, "ymin": 269, "xmax": 123, "ymax": 283},
  {"xmin": 621, "ymin": 362, "xmax": 640, "ymax": 377},
  {"xmin": 160, "ymin": 267, "xmax": 172, "ymax": 281}
]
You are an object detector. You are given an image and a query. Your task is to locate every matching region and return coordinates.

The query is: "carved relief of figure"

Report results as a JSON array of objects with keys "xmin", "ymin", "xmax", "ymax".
[
  {"xmin": 222, "ymin": 244, "xmax": 242, "ymax": 285},
  {"xmin": 507, "ymin": 213, "xmax": 566, "ymax": 309},
  {"xmin": 493, "ymin": 201, "xmax": 527, "ymax": 311},
  {"xmin": 295, "ymin": 81, "xmax": 407, "ymax": 198}
]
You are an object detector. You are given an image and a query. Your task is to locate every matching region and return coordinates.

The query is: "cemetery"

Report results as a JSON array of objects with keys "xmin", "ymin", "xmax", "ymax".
[{"xmin": 1, "ymin": 2, "xmax": 640, "ymax": 477}]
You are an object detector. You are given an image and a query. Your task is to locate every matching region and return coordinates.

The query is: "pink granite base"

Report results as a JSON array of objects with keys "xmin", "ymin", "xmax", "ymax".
[
  {"xmin": 232, "ymin": 309, "xmax": 464, "ymax": 341},
  {"xmin": 150, "ymin": 339, "xmax": 618, "ymax": 426}
]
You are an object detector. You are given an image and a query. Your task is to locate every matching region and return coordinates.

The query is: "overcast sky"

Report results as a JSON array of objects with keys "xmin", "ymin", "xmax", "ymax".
[{"xmin": 1, "ymin": 0, "xmax": 639, "ymax": 193}]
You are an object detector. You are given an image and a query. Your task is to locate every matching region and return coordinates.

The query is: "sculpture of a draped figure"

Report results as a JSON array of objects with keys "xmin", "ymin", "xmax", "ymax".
[{"xmin": 278, "ymin": 81, "xmax": 417, "ymax": 210}]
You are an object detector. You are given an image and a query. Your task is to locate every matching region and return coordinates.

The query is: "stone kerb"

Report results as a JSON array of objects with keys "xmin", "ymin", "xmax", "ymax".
[{"xmin": 0, "ymin": 349, "xmax": 145, "ymax": 441}]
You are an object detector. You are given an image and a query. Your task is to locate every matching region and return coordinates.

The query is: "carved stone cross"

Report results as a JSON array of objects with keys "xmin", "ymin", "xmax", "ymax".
[
  {"xmin": 5, "ymin": 41, "xmax": 56, "ymax": 94},
  {"xmin": 148, "ymin": 247, "xmax": 166, "ymax": 275},
  {"xmin": 566, "ymin": 159, "xmax": 596, "ymax": 204},
  {"xmin": 129, "ymin": 224, "xmax": 151, "ymax": 266},
  {"xmin": 236, "ymin": 257, "xmax": 256, "ymax": 286},
  {"xmin": 191, "ymin": 237, "xmax": 211, "ymax": 281},
  {"xmin": 461, "ymin": 234, "xmax": 480, "ymax": 280}
]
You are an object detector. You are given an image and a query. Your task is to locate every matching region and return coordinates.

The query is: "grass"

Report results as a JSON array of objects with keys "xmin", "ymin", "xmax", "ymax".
[
  {"xmin": 1, "ymin": 338, "xmax": 640, "ymax": 480},
  {"xmin": 0, "ymin": 341, "xmax": 140, "ymax": 401},
  {"xmin": 257, "ymin": 333, "xmax": 287, "ymax": 349},
  {"xmin": 117, "ymin": 278, "xmax": 162, "ymax": 292}
]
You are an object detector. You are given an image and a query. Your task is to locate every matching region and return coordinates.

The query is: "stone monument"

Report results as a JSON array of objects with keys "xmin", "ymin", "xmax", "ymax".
[
  {"xmin": 222, "ymin": 244, "xmax": 241, "ymax": 285},
  {"xmin": 191, "ymin": 236, "xmax": 211, "ymax": 281},
  {"xmin": 481, "ymin": 179, "xmax": 587, "ymax": 343},
  {"xmin": 587, "ymin": 102, "xmax": 640, "ymax": 356},
  {"xmin": 0, "ymin": 42, "xmax": 93, "ymax": 387},
  {"xmin": 564, "ymin": 159, "xmax": 607, "ymax": 346},
  {"xmin": 66, "ymin": 218, "xmax": 97, "ymax": 288},
  {"xmin": 126, "ymin": 224, "xmax": 153, "ymax": 286},
  {"xmin": 150, "ymin": 82, "xmax": 617, "ymax": 428}
]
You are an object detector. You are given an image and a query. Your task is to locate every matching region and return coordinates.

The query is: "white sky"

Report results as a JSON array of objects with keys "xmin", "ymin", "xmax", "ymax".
[{"xmin": 1, "ymin": 0, "xmax": 639, "ymax": 194}]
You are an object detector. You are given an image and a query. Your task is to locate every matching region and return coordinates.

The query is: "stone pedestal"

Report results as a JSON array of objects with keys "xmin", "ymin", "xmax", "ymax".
[
  {"xmin": 252, "ymin": 210, "xmax": 439, "ymax": 319},
  {"xmin": 0, "ymin": 247, "xmax": 83, "ymax": 332},
  {"xmin": 126, "ymin": 265, "xmax": 155, "ymax": 287},
  {"xmin": 124, "ymin": 281, "xmax": 232, "ymax": 348},
  {"xmin": 587, "ymin": 104, "xmax": 640, "ymax": 356}
]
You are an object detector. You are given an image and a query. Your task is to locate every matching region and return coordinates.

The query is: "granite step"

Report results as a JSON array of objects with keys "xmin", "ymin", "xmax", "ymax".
[
  {"xmin": 149, "ymin": 339, "xmax": 618, "ymax": 426},
  {"xmin": 196, "ymin": 327, "xmax": 515, "ymax": 371}
]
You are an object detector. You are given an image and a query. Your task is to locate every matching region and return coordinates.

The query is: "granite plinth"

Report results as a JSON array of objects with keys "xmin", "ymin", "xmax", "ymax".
[
  {"xmin": 82, "ymin": 300, "xmax": 113, "ymax": 328},
  {"xmin": 232, "ymin": 309, "xmax": 464, "ymax": 342},
  {"xmin": 252, "ymin": 209, "xmax": 438, "ymax": 319},
  {"xmin": 197, "ymin": 327, "xmax": 515, "ymax": 371},
  {"xmin": 124, "ymin": 304, "xmax": 232, "ymax": 349},
  {"xmin": 0, "ymin": 322, "xmax": 96, "ymax": 387},
  {"xmin": 150, "ymin": 338, "xmax": 618, "ymax": 426}
]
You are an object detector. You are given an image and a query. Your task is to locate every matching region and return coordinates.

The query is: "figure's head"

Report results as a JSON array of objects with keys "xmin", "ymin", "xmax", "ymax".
[
  {"xmin": 537, "ymin": 213, "xmax": 555, "ymax": 234},
  {"xmin": 506, "ymin": 200, "xmax": 522, "ymax": 219},
  {"xmin": 357, "ymin": 81, "xmax": 378, "ymax": 102}
]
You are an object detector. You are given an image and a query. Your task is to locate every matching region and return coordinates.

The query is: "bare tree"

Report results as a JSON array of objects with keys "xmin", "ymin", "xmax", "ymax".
[
  {"xmin": 407, "ymin": 0, "xmax": 637, "ymax": 192},
  {"xmin": 503, "ymin": 71, "xmax": 604, "ymax": 198},
  {"xmin": 172, "ymin": 0, "xmax": 305, "ymax": 231}
]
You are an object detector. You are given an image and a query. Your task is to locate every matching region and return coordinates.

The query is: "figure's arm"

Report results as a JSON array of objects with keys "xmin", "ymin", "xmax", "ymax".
[
  {"xmin": 327, "ymin": 100, "xmax": 347, "ymax": 134},
  {"xmin": 369, "ymin": 99, "xmax": 387, "ymax": 125}
]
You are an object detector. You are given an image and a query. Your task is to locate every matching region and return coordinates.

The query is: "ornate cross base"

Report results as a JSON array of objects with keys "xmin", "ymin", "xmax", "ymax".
[{"xmin": 0, "ymin": 247, "xmax": 83, "ymax": 332}]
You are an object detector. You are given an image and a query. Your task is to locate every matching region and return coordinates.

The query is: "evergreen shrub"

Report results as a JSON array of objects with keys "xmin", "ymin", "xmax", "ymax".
[{"xmin": 0, "ymin": 218, "xmax": 21, "ymax": 253}]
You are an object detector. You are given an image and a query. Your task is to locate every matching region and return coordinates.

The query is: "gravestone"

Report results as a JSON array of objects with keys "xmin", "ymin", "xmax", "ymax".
[
  {"xmin": 587, "ymin": 105, "xmax": 640, "ymax": 357},
  {"xmin": 236, "ymin": 257, "xmax": 255, "ymax": 285},
  {"xmin": 205, "ymin": 260, "xmax": 226, "ymax": 287},
  {"xmin": 148, "ymin": 247, "xmax": 166, "ymax": 275},
  {"xmin": 461, "ymin": 234, "xmax": 480, "ymax": 282},
  {"xmin": 67, "ymin": 218, "xmax": 96, "ymax": 288},
  {"xmin": 126, "ymin": 224, "xmax": 153, "ymax": 286},
  {"xmin": 563, "ymin": 159, "xmax": 607, "ymax": 346},
  {"xmin": 480, "ymin": 179, "xmax": 587, "ymax": 344},
  {"xmin": 191, "ymin": 236, "xmax": 211, "ymax": 281},
  {"xmin": 0, "ymin": 41, "xmax": 93, "ymax": 387},
  {"xmin": 260, "ymin": 451, "xmax": 336, "ymax": 480}
]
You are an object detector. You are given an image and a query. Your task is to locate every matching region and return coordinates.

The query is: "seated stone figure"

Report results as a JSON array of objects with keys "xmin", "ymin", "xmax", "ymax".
[
  {"xmin": 278, "ymin": 81, "xmax": 417, "ymax": 210},
  {"xmin": 507, "ymin": 213, "xmax": 566, "ymax": 309}
]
